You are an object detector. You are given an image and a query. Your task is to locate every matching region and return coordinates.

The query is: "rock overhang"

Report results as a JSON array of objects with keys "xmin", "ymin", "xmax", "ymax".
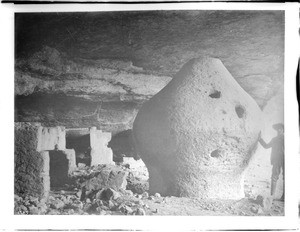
[{"xmin": 14, "ymin": 10, "xmax": 284, "ymax": 132}]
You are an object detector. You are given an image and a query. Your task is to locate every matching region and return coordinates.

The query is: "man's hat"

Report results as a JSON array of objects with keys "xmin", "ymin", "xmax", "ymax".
[{"xmin": 272, "ymin": 123, "xmax": 284, "ymax": 131}]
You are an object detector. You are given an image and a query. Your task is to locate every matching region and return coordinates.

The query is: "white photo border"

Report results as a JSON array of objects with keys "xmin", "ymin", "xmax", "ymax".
[{"xmin": 0, "ymin": 2, "xmax": 299, "ymax": 231}]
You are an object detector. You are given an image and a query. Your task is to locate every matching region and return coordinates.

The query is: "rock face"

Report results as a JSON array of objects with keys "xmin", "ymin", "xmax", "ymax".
[
  {"xmin": 133, "ymin": 57, "xmax": 262, "ymax": 199},
  {"xmin": 15, "ymin": 11, "xmax": 284, "ymax": 84},
  {"xmin": 14, "ymin": 11, "xmax": 284, "ymax": 132},
  {"xmin": 15, "ymin": 46, "xmax": 171, "ymax": 101}
]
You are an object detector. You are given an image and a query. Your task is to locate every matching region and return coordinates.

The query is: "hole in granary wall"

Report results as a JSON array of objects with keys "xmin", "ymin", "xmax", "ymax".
[
  {"xmin": 66, "ymin": 129, "xmax": 91, "ymax": 166},
  {"xmin": 235, "ymin": 105, "xmax": 245, "ymax": 118},
  {"xmin": 209, "ymin": 90, "xmax": 221, "ymax": 98},
  {"xmin": 49, "ymin": 150, "xmax": 69, "ymax": 190},
  {"xmin": 210, "ymin": 149, "xmax": 221, "ymax": 158}
]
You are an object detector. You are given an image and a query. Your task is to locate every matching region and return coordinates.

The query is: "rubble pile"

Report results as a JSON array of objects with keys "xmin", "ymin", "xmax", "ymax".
[
  {"xmin": 14, "ymin": 162, "xmax": 284, "ymax": 216},
  {"xmin": 14, "ymin": 163, "xmax": 153, "ymax": 215},
  {"xmin": 122, "ymin": 158, "xmax": 149, "ymax": 194},
  {"xmin": 126, "ymin": 172, "xmax": 149, "ymax": 194}
]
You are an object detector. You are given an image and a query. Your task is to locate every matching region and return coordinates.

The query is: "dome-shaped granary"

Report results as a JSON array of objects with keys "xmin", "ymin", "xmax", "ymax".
[{"xmin": 133, "ymin": 57, "xmax": 262, "ymax": 199}]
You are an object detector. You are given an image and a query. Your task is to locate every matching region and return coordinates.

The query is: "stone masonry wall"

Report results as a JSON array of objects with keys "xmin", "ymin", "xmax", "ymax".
[
  {"xmin": 90, "ymin": 127, "xmax": 114, "ymax": 166},
  {"xmin": 15, "ymin": 123, "xmax": 45, "ymax": 197},
  {"xmin": 37, "ymin": 126, "xmax": 66, "ymax": 151},
  {"xmin": 15, "ymin": 123, "xmax": 68, "ymax": 198},
  {"xmin": 15, "ymin": 123, "xmax": 114, "ymax": 198}
]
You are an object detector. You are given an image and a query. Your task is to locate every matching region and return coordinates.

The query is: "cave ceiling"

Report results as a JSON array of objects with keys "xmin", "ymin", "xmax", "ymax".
[{"xmin": 15, "ymin": 10, "xmax": 284, "ymax": 131}]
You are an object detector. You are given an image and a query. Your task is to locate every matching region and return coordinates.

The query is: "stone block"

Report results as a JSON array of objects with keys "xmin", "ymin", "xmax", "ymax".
[
  {"xmin": 81, "ymin": 165, "xmax": 127, "ymax": 192},
  {"xmin": 90, "ymin": 127, "xmax": 114, "ymax": 166},
  {"xmin": 40, "ymin": 151, "xmax": 50, "ymax": 199},
  {"xmin": 37, "ymin": 126, "xmax": 66, "ymax": 151},
  {"xmin": 64, "ymin": 149, "xmax": 76, "ymax": 174}
]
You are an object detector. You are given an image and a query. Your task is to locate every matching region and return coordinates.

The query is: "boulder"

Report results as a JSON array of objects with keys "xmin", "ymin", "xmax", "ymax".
[
  {"xmin": 118, "ymin": 204, "xmax": 134, "ymax": 215},
  {"xmin": 96, "ymin": 188, "xmax": 121, "ymax": 201},
  {"xmin": 80, "ymin": 165, "xmax": 127, "ymax": 193},
  {"xmin": 134, "ymin": 208, "xmax": 146, "ymax": 215},
  {"xmin": 133, "ymin": 57, "xmax": 262, "ymax": 199},
  {"xmin": 126, "ymin": 173, "xmax": 149, "ymax": 194},
  {"xmin": 49, "ymin": 198, "xmax": 65, "ymax": 210},
  {"xmin": 256, "ymin": 195, "xmax": 273, "ymax": 210}
]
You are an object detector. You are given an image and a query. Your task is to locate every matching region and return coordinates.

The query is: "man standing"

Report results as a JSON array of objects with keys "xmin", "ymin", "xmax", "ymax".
[{"xmin": 259, "ymin": 123, "xmax": 284, "ymax": 201}]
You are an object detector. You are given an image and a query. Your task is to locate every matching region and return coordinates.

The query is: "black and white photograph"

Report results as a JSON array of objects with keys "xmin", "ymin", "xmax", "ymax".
[{"xmin": 0, "ymin": 2, "xmax": 299, "ymax": 231}]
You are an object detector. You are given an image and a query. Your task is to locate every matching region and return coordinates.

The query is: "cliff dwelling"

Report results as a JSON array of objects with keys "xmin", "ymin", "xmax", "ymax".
[
  {"xmin": 14, "ymin": 10, "xmax": 285, "ymax": 216},
  {"xmin": 15, "ymin": 123, "xmax": 115, "ymax": 195},
  {"xmin": 66, "ymin": 128, "xmax": 91, "ymax": 166}
]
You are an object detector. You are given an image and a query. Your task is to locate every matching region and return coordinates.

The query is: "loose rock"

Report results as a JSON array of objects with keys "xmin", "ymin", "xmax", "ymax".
[
  {"xmin": 134, "ymin": 208, "xmax": 146, "ymax": 215},
  {"xmin": 154, "ymin": 193, "xmax": 161, "ymax": 198},
  {"xmin": 142, "ymin": 192, "xmax": 149, "ymax": 198},
  {"xmin": 78, "ymin": 163, "xmax": 86, "ymax": 168},
  {"xmin": 49, "ymin": 199, "xmax": 65, "ymax": 210},
  {"xmin": 118, "ymin": 204, "xmax": 134, "ymax": 215},
  {"xmin": 255, "ymin": 195, "xmax": 272, "ymax": 210},
  {"xmin": 262, "ymin": 197, "xmax": 273, "ymax": 210},
  {"xmin": 250, "ymin": 206, "xmax": 258, "ymax": 214},
  {"xmin": 108, "ymin": 200, "xmax": 115, "ymax": 209},
  {"xmin": 28, "ymin": 206, "xmax": 39, "ymax": 214},
  {"xmin": 78, "ymin": 165, "xmax": 128, "ymax": 194},
  {"xmin": 257, "ymin": 207, "xmax": 264, "ymax": 214},
  {"xmin": 148, "ymin": 196, "xmax": 155, "ymax": 200},
  {"xmin": 96, "ymin": 188, "xmax": 121, "ymax": 201}
]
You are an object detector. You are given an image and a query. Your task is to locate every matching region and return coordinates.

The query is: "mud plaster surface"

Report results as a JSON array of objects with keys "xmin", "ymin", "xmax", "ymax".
[
  {"xmin": 126, "ymin": 151, "xmax": 284, "ymax": 216},
  {"xmin": 133, "ymin": 58, "xmax": 262, "ymax": 199}
]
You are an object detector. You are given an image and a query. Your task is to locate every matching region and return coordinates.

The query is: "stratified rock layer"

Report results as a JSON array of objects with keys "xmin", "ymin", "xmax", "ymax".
[
  {"xmin": 15, "ymin": 11, "xmax": 284, "ymax": 132},
  {"xmin": 133, "ymin": 57, "xmax": 262, "ymax": 199}
]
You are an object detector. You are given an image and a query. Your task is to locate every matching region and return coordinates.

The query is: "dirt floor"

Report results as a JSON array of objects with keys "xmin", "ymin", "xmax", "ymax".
[
  {"xmin": 139, "ymin": 146, "xmax": 284, "ymax": 216},
  {"xmin": 14, "ymin": 146, "xmax": 284, "ymax": 216}
]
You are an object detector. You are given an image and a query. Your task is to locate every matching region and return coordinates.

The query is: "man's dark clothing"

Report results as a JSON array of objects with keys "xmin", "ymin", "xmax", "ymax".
[
  {"xmin": 259, "ymin": 134, "xmax": 284, "ymax": 167},
  {"xmin": 259, "ymin": 134, "xmax": 284, "ymax": 197}
]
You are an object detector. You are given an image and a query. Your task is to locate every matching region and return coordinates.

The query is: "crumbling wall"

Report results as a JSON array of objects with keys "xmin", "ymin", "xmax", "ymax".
[
  {"xmin": 64, "ymin": 149, "xmax": 76, "ymax": 174},
  {"xmin": 15, "ymin": 123, "xmax": 114, "ymax": 198},
  {"xmin": 15, "ymin": 123, "xmax": 73, "ymax": 198},
  {"xmin": 90, "ymin": 127, "xmax": 114, "ymax": 166},
  {"xmin": 15, "ymin": 123, "xmax": 45, "ymax": 197},
  {"xmin": 37, "ymin": 126, "xmax": 66, "ymax": 151},
  {"xmin": 65, "ymin": 127, "xmax": 113, "ymax": 166},
  {"xmin": 40, "ymin": 151, "xmax": 50, "ymax": 198},
  {"xmin": 65, "ymin": 128, "xmax": 90, "ymax": 166}
]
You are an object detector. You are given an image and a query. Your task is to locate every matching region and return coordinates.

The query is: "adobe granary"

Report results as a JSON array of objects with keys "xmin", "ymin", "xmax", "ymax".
[
  {"xmin": 133, "ymin": 57, "xmax": 263, "ymax": 199},
  {"xmin": 14, "ymin": 123, "xmax": 113, "ymax": 199}
]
